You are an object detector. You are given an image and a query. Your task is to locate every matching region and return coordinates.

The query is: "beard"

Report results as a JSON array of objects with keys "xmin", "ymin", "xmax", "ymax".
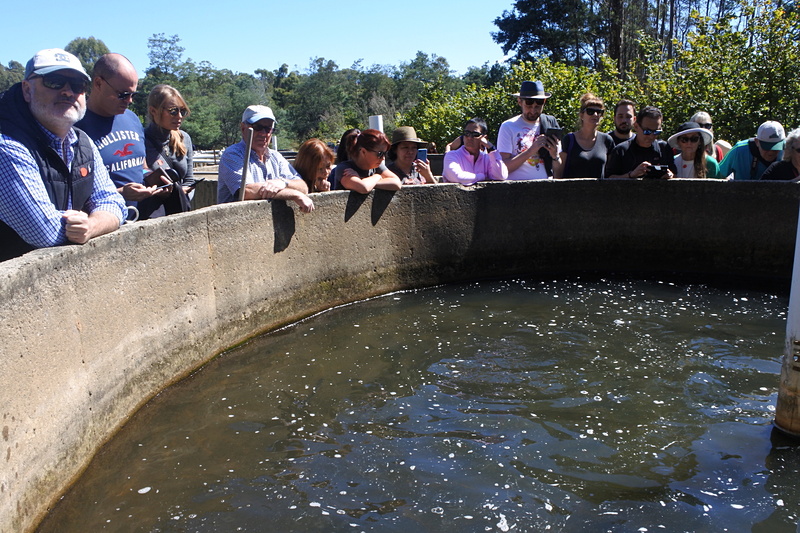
[
  {"xmin": 29, "ymin": 95, "xmax": 85, "ymax": 135},
  {"xmin": 523, "ymin": 109, "xmax": 541, "ymax": 122},
  {"xmin": 615, "ymin": 123, "xmax": 631, "ymax": 134}
]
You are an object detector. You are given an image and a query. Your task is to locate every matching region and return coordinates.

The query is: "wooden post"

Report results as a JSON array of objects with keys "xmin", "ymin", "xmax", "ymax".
[{"xmin": 775, "ymin": 203, "xmax": 800, "ymax": 436}]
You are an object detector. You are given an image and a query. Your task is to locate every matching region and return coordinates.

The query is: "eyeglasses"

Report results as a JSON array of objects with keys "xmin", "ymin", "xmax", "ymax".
[
  {"xmin": 679, "ymin": 136, "xmax": 701, "ymax": 143},
  {"xmin": 641, "ymin": 129, "xmax": 662, "ymax": 136},
  {"xmin": 251, "ymin": 122, "xmax": 275, "ymax": 132},
  {"xmin": 100, "ymin": 77, "xmax": 138, "ymax": 100},
  {"xmin": 164, "ymin": 106, "xmax": 189, "ymax": 117},
  {"xmin": 367, "ymin": 148, "xmax": 388, "ymax": 159},
  {"xmin": 523, "ymin": 98, "xmax": 545, "ymax": 106},
  {"xmin": 33, "ymin": 73, "xmax": 90, "ymax": 94},
  {"xmin": 583, "ymin": 108, "xmax": 605, "ymax": 116},
  {"xmin": 463, "ymin": 130, "xmax": 484, "ymax": 138},
  {"xmin": 698, "ymin": 123, "xmax": 713, "ymax": 129}
]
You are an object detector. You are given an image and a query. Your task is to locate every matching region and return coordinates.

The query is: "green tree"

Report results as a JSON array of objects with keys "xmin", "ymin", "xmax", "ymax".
[
  {"xmin": 0, "ymin": 60, "xmax": 24, "ymax": 92},
  {"xmin": 493, "ymin": 0, "xmax": 606, "ymax": 67},
  {"xmin": 147, "ymin": 33, "xmax": 185, "ymax": 77},
  {"xmin": 65, "ymin": 36, "xmax": 110, "ymax": 73}
]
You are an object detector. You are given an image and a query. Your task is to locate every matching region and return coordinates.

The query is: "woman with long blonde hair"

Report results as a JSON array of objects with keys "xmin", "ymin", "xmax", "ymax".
[{"xmin": 144, "ymin": 84, "xmax": 195, "ymax": 214}]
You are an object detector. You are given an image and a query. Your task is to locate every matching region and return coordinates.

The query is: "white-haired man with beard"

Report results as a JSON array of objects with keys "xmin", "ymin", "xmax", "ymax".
[{"xmin": 0, "ymin": 48, "xmax": 125, "ymax": 261}]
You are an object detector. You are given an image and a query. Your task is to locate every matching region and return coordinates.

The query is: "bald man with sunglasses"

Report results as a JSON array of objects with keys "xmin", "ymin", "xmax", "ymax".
[
  {"xmin": 0, "ymin": 48, "xmax": 126, "ymax": 261},
  {"xmin": 77, "ymin": 54, "xmax": 166, "ymax": 218}
]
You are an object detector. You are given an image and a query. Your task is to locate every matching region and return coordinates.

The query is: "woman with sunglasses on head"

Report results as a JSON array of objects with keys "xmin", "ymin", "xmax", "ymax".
[
  {"xmin": 667, "ymin": 122, "xmax": 719, "ymax": 179},
  {"xmin": 553, "ymin": 93, "xmax": 615, "ymax": 179},
  {"xmin": 761, "ymin": 128, "xmax": 800, "ymax": 181},
  {"xmin": 143, "ymin": 84, "xmax": 194, "ymax": 216},
  {"xmin": 442, "ymin": 118, "xmax": 507, "ymax": 185},
  {"xmin": 331, "ymin": 129, "xmax": 402, "ymax": 193}
]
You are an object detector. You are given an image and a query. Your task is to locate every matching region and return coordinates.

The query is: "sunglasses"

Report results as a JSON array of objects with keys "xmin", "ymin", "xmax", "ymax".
[
  {"xmin": 463, "ymin": 130, "xmax": 484, "ymax": 138},
  {"xmin": 164, "ymin": 106, "xmax": 189, "ymax": 117},
  {"xmin": 698, "ymin": 123, "xmax": 713, "ymax": 129},
  {"xmin": 251, "ymin": 122, "xmax": 275, "ymax": 132},
  {"xmin": 641, "ymin": 129, "xmax": 662, "ymax": 136},
  {"xmin": 100, "ymin": 77, "xmax": 138, "ymax": 100},
  {"xmin": 679, "ymin": 136, "xmax": 701, "ymax": 143},
  {"xmin": 34, "ymin": 73, "xmax": 90, "ymax": 94},
  {"xmin": 367, "ymin": 148, "xmax": 388, "ymax": 159},
  {"xmin": 583, "ymin": 107, "xmax": 605, "ymax": 116},
  {"xmin": 523, "ymin": 98, "xmax": 545, "ymax": 105}
]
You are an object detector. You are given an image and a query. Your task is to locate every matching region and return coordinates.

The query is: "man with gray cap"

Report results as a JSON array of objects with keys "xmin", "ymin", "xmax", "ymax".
[
  {"xmin": 718, "ymin": 121, "xmax": 786, "ymax": 180},
  {"xmin": 0, "ymin": 48, "xmax": 126, "ymax": 261},
  {"xmin": 217, "ymin": 105, "xmax": 312, "ymax": 211}
]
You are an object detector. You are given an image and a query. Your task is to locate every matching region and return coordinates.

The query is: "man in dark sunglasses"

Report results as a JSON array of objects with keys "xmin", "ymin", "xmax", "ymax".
[
  {"xmin": 497, "ymin": 80, "xmax": 563, "ymax": 180},
  {"xmin": 217, "ymin": 105, "xmax": 313, "ymax": 212},
  {"xmin": 0, "ymin": 48, "xmax": 126, "ymax": 261},
  {"xmin": 76, "ymin": 54, "xmax": 158, "ymax": 218},
  {"xmin": 605, "ymin": 106, "xmax": 676, "ymax": 180}
]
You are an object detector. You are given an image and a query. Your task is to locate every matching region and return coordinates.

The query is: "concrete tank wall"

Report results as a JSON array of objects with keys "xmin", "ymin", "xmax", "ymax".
[{"xmin": 1, "ymin": 180, "xmax": 798, "ymax": 532}]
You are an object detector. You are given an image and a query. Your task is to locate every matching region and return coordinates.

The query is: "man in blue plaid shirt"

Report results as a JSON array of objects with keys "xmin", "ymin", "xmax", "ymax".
[{"xmin": 0, "ymin": 48, "xmax": 126, "ymax": 261}]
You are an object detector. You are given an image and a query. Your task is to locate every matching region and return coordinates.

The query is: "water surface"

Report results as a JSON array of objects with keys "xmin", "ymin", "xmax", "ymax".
[{"xmin": 39, "ymin": 278, "xmax": 797, "ymax": 532}]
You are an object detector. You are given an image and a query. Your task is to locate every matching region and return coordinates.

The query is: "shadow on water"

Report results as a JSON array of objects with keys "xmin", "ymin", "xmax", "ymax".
[{"xmin": 38, "ymin": 277, "xmax": 799, "ymax": 532}]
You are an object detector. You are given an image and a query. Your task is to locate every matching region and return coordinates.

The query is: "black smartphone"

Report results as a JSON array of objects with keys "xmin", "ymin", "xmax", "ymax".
[
  {"xmin": 545, "ymin": 128, "xmax": 563, "ymax": 140},
  {"xmin": 416, "ymin": 148, "xmax": 428, "ymax": 162},
  {"xmin": 187, "ymin": 177, "xmax": 206, "ymax": 189}
]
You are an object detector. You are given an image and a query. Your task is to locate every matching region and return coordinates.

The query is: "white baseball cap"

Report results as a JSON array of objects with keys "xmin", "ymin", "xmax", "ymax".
[
  {"xmin": 756, "ymin": 121, "xmax": 786, "ymax": 151},
  {"xmin": 241, "ymin": 105, "xmax": 276, "ymax": 124},
  {"xmin": 25, "ymin": 48, "xmax": 89, "ymax": 81}
]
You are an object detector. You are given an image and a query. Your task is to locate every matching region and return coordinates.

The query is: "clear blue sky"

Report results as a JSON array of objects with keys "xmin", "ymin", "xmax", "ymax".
[{"xmin": 2, "ymin": 0, "xmax": 512, "ymax": 77}]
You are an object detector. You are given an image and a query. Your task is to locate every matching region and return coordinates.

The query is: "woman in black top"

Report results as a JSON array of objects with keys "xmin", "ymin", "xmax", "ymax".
[{"xmin": 554, "ymin": 93, "xmax": 615, "ymax": 179}]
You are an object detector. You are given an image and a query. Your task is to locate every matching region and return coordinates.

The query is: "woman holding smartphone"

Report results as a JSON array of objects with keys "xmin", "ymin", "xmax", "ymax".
[
  {"xmin": 143, "ymin": 84, "xmax": 194, "ymax": 216},
  {"xmin": 386, "ymin": 126, "xmax": 435, "ymax": 185}
]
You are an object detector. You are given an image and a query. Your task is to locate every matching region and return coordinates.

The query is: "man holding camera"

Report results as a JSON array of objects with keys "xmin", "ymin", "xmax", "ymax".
[
  {"xmin": 497, "ymin": 81, "xmax": 562, "ymax": 180},
  {"xmin": 605, "ymin": 106, "xmax": 676, "ymax": 180}
]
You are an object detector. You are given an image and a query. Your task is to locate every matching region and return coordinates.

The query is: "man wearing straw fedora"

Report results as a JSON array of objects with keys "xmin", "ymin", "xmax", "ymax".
[{"xmin": 497, "ymin": 80, "xmax": 562, "ymax": 180}]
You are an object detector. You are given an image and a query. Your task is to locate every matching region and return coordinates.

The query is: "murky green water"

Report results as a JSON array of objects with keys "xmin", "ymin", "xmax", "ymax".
[{"xmin": 39, "ymin": 278, "xmax": 799, "ymax": 532}]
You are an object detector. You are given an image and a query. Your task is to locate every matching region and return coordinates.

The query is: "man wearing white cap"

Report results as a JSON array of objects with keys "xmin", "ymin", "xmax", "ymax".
[
  {"xmin": 718, "ymin": 121, "xmax": 786, "ymax": 180},
  {"xmin": 0, "ymin": 48, "xmax": 126, "ymax": 261},
  {"xmin": 217, "ymin": 105, "xmax": 311, "ymax": 212}
]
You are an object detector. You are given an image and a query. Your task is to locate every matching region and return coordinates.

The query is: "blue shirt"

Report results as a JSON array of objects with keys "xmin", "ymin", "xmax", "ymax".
[
  {"xmin": 217, "ymin": 140, "xmax": 301, "ymax": 203},
  {"xmin": 0, "ymin": 122, "xmax": 126, "ymax": 248}
]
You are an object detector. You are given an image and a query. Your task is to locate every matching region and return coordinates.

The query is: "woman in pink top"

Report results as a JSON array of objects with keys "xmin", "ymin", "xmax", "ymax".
[{"xmin": 442, "ymin": 118, "xmax": 508, "ymax": 185}]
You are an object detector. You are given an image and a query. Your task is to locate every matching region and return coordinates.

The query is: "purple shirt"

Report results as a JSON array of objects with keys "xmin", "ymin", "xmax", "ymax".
[{"xmin": 442, "ymin": 146, "xmax": 508, "ymax": 185}]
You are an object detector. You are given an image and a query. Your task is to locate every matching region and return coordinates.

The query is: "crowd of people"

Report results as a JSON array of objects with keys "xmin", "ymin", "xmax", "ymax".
[{"xmin": 1, "ymin": 48, "xmax": 797, "ymax": 262}]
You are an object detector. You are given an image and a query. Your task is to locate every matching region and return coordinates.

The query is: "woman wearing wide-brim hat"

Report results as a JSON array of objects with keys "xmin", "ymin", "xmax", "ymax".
[
  {"xmin": 387, "ymin": 126, "xmax": 435, "ymax": 184},
  {"xmin": 668, "ymin": 121, "xmax": 719, "ymax": 179}
]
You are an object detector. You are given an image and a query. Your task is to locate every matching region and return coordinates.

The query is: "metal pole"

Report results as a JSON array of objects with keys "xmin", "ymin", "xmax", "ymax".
[
  {"xmin": 238, "ymin": 127, "xmax": 254, "ymax": 202},
  {"xmin": 775, "ymin": 202, "xmax": 800, "ymax": 436}
]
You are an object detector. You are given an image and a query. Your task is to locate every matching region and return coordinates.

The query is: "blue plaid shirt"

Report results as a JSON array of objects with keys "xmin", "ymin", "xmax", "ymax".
[{"xmin": 0, "ymin": 122, "xmax": 126, "ymax": 248}]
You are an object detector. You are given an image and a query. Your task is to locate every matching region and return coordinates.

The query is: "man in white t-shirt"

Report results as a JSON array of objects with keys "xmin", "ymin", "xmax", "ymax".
[{"xmin": 497, "ymin": 81, "xmax": 562, "ymax": 180}]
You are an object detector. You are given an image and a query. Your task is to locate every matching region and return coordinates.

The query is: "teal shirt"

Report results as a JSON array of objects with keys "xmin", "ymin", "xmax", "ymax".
[{"xmin": 718, "ymin": 139, "xmax": 782, "ymax": 180}]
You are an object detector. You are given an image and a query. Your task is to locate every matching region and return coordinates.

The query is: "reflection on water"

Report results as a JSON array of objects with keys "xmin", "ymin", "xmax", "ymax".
[{"xmin": 39, "ymin": 278, "xmax": 798, "ymax": 532}]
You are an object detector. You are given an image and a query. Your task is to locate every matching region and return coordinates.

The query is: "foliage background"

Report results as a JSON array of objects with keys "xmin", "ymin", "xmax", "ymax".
[{"xmin": 1, "ymin": 0, "xmax": 798, "ymax": 151}]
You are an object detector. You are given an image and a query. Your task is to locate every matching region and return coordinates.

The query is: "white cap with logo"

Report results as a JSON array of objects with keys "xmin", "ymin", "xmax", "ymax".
[
  {"xmin": 756, "ymin": 121, "xmax": 786, "ymax": 151},
  {"xmin": 25, "ymin": 48, "xmax": 90, "ymax": 81}
]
